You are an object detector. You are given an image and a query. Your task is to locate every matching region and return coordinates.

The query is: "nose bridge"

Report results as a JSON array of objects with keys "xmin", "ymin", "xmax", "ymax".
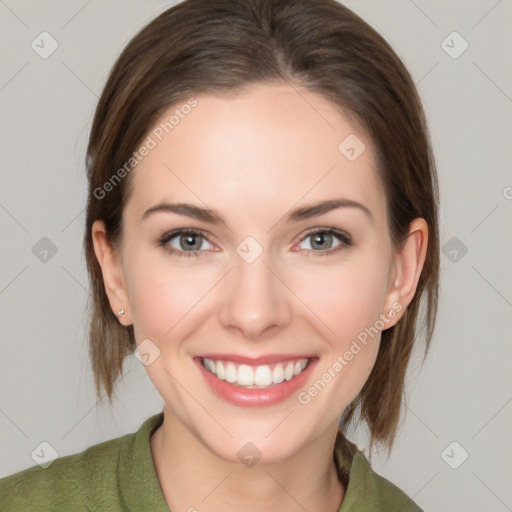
[{"xmin": 219, "ymin": 244, "xmax": 291, "ymax": 339}]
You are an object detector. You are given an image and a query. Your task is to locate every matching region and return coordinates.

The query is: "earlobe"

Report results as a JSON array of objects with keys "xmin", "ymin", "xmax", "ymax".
[
  {"xmin": 91, "ymin": 220, "xmax": 131, "ymax": 324},
  {"xmin": 383, "ymin": 218, "xmax": 429, "ymax": 327}
]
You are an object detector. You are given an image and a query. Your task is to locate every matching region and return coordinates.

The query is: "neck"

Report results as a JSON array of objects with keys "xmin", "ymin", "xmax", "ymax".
[{"xmin": 150, "ymin": 408, "xmax": 345, "ymax": 512}]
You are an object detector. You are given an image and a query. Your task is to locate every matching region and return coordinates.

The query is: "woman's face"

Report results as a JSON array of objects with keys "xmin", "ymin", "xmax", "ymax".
[{"xmin": 95, "ymin": 83, "xmax": 419, "ymax": 464}]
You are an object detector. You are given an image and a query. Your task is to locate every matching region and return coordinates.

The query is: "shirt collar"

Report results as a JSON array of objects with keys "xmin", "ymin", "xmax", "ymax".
[
  {"xmin": 119, "ymin": 411, "xmax": 170, "ymax": 511},
  {"xmin": 334, "ymin": 432, "xmax": 381, "ymax": 511},
  {"xmin": 119, "ymin": 411, "xmax": 381, "ymax": 511}
]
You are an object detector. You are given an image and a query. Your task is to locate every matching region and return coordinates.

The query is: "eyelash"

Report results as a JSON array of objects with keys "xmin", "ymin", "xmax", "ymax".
[{"xmin": 157, "ymin": 227, "xmax": 352, "ymax": 259}]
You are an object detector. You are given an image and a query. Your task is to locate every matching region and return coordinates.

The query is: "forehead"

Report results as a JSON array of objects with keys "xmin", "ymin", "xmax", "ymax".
[{"xmin": 126, "ymin": 83, "xmax": 386, "ymax": 225}]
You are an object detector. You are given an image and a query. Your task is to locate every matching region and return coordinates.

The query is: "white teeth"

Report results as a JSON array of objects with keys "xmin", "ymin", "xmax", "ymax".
[
  {"xmin": 272, "ymin": 364, "xmax": 285, "ymax": 384},
  {"xmin": 237, "ymin": 364, "xmax": 254, "ymax": 385},
  {"xmin": 202, "ymin": 357, "xmax": 309, "ymax": 388},
  {"xmin": 204, "ymin": 358, "xmax": 216, "ymax": 374},
  {"xmin": 216, "ymin": 361, "xmax": 225, "ymax": 380},
  {"xmin": 225, "ymin": 362, "xmax": 237, "ymax": 383},
  {"xmin": 284, "ymin": 362, "xmax": 294, "ymax": 381},
  {"xmin": 254, "ymin": 365, "xmax": 272, "ymax": 386}
]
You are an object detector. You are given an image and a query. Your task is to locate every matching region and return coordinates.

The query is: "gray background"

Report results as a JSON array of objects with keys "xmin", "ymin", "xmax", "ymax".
[{"xmin": 1, "ymin": 1, "xmax": 511, "ymax": 510}]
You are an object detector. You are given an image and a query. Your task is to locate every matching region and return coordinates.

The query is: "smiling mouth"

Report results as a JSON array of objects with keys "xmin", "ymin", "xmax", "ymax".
[{"xmin": 200, "ymin": 357, "xmax": 311, "ymax": 389}]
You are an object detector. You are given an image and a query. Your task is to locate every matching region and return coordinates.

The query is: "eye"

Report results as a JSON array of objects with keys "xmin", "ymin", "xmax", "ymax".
[
  {"xmin": 296, "ymin": 228, "xmax": 351, "ymax": 255},
  {"xmin": 157, "ymin": 229, "xmax": 214, "ymax": 258},
  {"xmin": 157, "ymin": 227, "xmax": 351, "ymax": 259}
]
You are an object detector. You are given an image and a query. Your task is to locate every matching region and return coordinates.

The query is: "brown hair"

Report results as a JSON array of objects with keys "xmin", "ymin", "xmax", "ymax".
[{"xmin": 84, "ymin": 0, "xmax": 439, "ymax": 455}]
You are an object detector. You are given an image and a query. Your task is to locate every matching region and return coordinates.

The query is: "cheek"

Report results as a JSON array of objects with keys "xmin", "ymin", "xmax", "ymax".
[
  {"xmin": 288, "ymin": 253, "xmax": 390, "ymax": 402},
  {"xmin": 124, "ymin": 248, "xmax": 215, "ymax": 341},
  {"xmin": 294, "ymin": 262, "xmax": 387, "ymax": 407},
  {"xmin": 289, "ymin": 254, "xmax": 390, "ymax": 345}
]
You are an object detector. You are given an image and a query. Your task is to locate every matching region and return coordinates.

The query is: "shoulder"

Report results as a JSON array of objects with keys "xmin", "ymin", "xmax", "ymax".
[
  {"xmin": 349, "ymin": 452, "xmax": 423, "ymax": 511},
  {"xmin": 365, "ymin": 459, "xmax": 423, "ymax": 512},
  {"xmin": 335, "ymin": 434, "xmax": 423, "ymax": 511},
  {"xmin": 0, "ymin": 428, "xmax": 136, "ymax": 512}
]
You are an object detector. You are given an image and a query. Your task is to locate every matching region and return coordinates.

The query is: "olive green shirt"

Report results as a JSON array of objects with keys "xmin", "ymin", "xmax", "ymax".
[{"xmin": 0, "ymin": 412, "xmax": 422, "ymax": 511}]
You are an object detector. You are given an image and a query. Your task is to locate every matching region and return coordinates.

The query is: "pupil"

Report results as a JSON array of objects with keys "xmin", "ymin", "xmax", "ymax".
[
  {"xmin": 312, "ymin": 233, "xmax": 331, "ymax": 250},
  {"xmin": 182, "ymin": 234, "xmax": 201, "ymax": 250}
]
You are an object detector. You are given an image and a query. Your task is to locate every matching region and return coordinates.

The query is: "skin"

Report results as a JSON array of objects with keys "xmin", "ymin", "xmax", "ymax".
[{"xmin": 92, "ymin": 82, "xmax": 428, "ymax": 512}]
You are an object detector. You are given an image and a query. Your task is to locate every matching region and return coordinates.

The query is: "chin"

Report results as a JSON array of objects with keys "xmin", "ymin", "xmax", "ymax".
[{"xmin": 195, "ymin": 418, "xmax": 315, "ymax": 467}]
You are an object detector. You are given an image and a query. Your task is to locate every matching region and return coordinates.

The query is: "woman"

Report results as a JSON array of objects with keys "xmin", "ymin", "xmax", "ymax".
[{"xmin": 0, "ymin": 0, "xmax": 439, "ymax": 510}]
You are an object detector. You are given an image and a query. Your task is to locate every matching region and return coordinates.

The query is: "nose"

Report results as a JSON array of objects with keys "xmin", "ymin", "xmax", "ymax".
[{"xmin": 219, "ymin": 250, "xmax": 292, "ymax": 341}]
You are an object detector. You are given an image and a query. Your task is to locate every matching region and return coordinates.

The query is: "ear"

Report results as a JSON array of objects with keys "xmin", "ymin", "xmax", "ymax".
[
  {"xmin": 382, "ymin": 218, "xmax": 429, "ymax": 328},
  {"xmin": 91, "ymin": 220, "xmax": 132, "ymax": 325}
]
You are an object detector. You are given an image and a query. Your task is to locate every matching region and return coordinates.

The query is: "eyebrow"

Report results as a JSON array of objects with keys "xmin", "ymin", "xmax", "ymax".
[{"xmin": 141, "ymin": 198, "xmax": 372, "ymax": 224}]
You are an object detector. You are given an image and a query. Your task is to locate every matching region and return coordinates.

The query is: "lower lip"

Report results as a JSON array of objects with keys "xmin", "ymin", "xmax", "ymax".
[{"xmin": 195, "ymin": 357, "xmax": 317, "ymax": 407}]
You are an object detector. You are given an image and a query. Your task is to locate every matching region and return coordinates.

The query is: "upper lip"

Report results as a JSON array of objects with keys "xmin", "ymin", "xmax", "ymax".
[{"xmin": 197, "ymin": 353, "xmax": 315, "ymax": 365}]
